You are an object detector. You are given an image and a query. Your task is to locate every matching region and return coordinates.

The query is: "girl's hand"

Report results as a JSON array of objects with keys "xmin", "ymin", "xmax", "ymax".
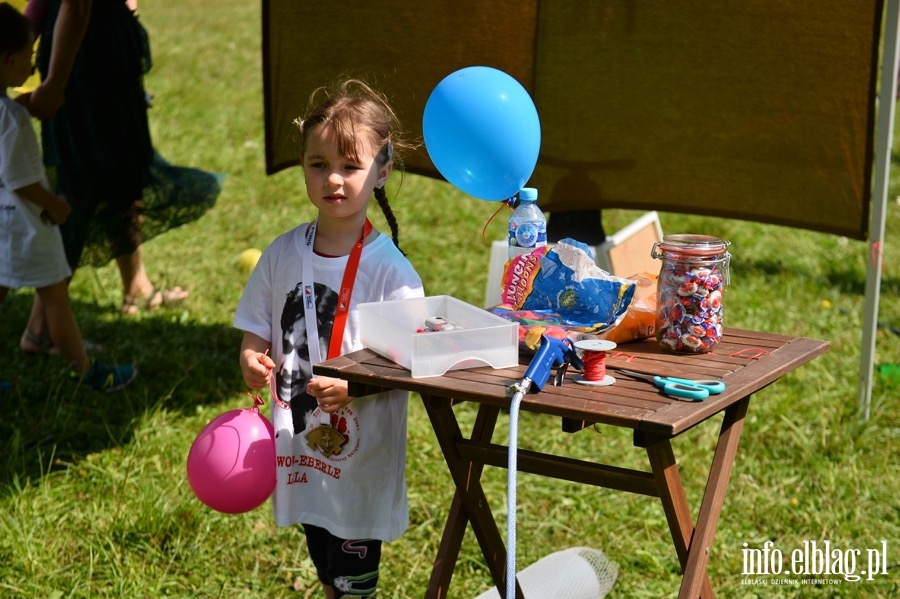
[
  {"xmin": 239, "ymin": 332, "xmax": 275, "ymax": 391},
  {"xmin": 307, "ymin": 376, "xmax": 352, "ymax": 413},
  {"xmin": 240, "ymin": 349, "xmax": 275, "ymax": 391}
]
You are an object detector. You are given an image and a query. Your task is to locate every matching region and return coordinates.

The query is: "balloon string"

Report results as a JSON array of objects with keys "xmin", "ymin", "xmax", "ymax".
[
  {"xmin": 263, "ymin": 348, "xmax": 290, "ymax": 409},
  {"xmin": 247, "ymin": 349, "xmax": 280, "ymax": 408},
  {"xmin": 480, "ymin": 198, "xmax": 516, "ymax": 240},
  {"xmin": 581, "ymin": 349, "xmax": 608, "ymax": 382},
  {"xmin": 269, "ymin": 370, "xmax": 282, "ymax": 406}
]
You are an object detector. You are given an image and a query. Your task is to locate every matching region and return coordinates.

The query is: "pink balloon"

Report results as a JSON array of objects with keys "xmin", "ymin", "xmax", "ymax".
[{"xmin": 187, "ymin": 408, "xmax": 276, "ymax": 514}]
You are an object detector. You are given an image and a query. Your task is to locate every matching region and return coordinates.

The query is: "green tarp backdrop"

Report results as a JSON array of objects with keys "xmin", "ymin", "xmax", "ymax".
[{"xmin": 264, "ymin": 0, "xmax": 883, "ymax": 239}]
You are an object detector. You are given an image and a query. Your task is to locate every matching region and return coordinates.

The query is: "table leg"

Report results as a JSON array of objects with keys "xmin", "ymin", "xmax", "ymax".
[
  {"xmin": 422, "ymin": 395, "xmax": 521, "ymax": 598},
  {"xmin": 646, "ymin": 439, "xmax": 716, "ymax": 598},
  {"xmin": 647, "ymin": 395, "xmax": 750, "ymax": 599},
  {"xmin": 428, "ymin": 493, "xmax": 469, "ymax": 599},
  {"xmin": 678, "ymin": 395, "xmax": 750, "ymax": 598}
]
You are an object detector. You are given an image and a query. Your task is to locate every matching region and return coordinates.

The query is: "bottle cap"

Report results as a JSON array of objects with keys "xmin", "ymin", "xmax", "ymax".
[{"xmin": 519, "ymin": 188, "xmax": 538, "ymax": 202}]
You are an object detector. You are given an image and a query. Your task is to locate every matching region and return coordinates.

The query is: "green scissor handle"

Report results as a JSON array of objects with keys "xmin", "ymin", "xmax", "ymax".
[
  {"xmin": 652, "ymin": 377, "xmax": 710, "ymax": 401},
  {"xmin": 615, "ymin": 369, "xmax": 726, "ymax": 402},
  {"xmin": 656, "ymin": 376, "xmax": 726, "ymax": 396}
]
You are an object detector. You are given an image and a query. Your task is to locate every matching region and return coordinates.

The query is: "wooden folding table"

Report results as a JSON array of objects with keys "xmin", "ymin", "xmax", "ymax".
[{"xmin": 314, "ymin": 328, "xmax": 828, "ymax": 598}]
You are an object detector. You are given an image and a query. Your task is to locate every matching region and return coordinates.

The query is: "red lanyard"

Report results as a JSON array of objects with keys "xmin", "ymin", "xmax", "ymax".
[{"xmin": 327, "ymin": 218, "xmax": 372, "ymax": 359}]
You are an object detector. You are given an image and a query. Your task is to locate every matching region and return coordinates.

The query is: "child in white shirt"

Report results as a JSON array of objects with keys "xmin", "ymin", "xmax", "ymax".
[
  {"xmin": 234, "ymin": 79, "xmax": 424, "ymax": 597},
  {"xmin": 0, "ymin": 2, "xmax": 135, "ymax": 392}
]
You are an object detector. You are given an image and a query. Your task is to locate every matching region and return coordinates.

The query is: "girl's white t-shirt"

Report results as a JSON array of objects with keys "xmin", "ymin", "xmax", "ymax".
[{"xmin": 234, "ymin": 224, "xmax": 423, "ymax": 541}]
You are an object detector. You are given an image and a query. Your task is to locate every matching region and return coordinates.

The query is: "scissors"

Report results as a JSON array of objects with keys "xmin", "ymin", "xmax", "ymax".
[{"xmin": 614, "ymin": 369, "xmax": 726, "ymax": 401}]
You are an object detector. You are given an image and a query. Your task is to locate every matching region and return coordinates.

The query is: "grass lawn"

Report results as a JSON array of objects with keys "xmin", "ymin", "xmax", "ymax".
[{"xmin": 1, "ymin": 1, "xmax": 898, "ymax": 597}]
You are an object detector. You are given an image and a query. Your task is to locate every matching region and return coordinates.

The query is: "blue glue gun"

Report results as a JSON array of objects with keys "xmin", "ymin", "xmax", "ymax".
[{"xmin": 508, "ymin": 335, "xmax": 584, "ymax": 398}]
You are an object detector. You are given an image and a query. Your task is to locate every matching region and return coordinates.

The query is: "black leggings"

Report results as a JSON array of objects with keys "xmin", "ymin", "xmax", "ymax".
[{"xmin": 303, "ymin": 524, "xmax": 382, "ymax": 597}]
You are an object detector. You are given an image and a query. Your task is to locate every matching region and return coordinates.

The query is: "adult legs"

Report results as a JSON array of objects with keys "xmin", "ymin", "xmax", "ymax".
[
  {"xmin": 115, "ymin": 200, "xmax": 188, "ymax": 314},
  {"xmin": 117, "ymin": 244, "xmax": 188, "ymax": 314},
  {"xmin": 546, "ymin": 209, "xmax": 607, "ymax": 245},
  {"xmin": 20, "ymin": 244, "xmax": 189, "ymax": 336}
]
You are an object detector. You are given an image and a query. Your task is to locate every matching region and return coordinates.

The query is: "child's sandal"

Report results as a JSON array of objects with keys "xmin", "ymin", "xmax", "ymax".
[{"xmin": 20, "ymin": 330, "xmax": 103, "ymax": 356}]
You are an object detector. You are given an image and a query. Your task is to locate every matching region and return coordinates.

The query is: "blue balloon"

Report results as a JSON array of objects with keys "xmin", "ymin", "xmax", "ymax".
[{"xmin": 423, "ymin": 66, "xmax": 541, "ymax": 201}]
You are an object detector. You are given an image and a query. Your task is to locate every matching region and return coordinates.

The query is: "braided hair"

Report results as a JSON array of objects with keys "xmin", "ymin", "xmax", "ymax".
[
  {"xmin": 296, "ymin": 79, "xmax": 415, "ymax": 253},
  {"xmin": 373, "ymin": 186, "xmax": 402, "ymax": 250}
]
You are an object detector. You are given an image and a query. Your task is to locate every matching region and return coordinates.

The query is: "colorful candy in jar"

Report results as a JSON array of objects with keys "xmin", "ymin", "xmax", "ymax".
[{"xmin": 652, "ymin": 235, "xmax": 731, "ymax": 354}]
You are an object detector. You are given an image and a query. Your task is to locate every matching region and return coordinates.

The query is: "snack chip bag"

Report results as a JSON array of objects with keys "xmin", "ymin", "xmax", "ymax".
[
  {"xmin": 596, "ymin": 271, "xmax": 658, "ymax": 344},
  {"xmin": 493, "ymin": 238, "xmax": 636, "ymax": 338}
]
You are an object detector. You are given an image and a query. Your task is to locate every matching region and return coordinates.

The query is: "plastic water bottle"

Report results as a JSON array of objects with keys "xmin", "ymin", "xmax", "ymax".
[{"xmin": 508, "ymin": 188, "xmax": 547, "ymax": 259}]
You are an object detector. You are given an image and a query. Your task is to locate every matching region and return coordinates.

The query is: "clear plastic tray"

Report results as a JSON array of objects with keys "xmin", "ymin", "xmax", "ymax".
[{"xmin": 359, "ymin": 295, "xmax": 519, "ymax": 378}]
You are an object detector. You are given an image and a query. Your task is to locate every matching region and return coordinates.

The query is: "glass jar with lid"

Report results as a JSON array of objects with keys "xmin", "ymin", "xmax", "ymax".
[{"xmin": 651, "ymin": 234, "xmax": 731, "ymax": 353}]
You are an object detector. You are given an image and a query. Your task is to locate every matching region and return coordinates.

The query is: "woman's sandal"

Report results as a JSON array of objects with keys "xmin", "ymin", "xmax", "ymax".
[
  {"xmin": 120, "ymin": 286, "xmax": 189, "ymax": 316},
  {"xmin": 20, "ymin": 330, "xmax": 54, "ymax": 356},
  {"xmin": 20, "ymin": 330, "xmax": 103, "ymax": 356}
]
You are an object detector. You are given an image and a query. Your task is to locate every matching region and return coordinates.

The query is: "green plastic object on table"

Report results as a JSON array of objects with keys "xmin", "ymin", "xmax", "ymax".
[{"xmin": 614, "ymin": 369, "xmax": 725, "ymax": 401}]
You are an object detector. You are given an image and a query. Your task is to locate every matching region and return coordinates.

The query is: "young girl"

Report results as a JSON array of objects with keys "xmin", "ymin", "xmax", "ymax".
[
  {"xmin": 234, "ymin": 79, "xmax": 424, "ymax": 597},
  {"xmin": 0, "ymin": 2, "xmax": 135, "ymax": 392}
]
